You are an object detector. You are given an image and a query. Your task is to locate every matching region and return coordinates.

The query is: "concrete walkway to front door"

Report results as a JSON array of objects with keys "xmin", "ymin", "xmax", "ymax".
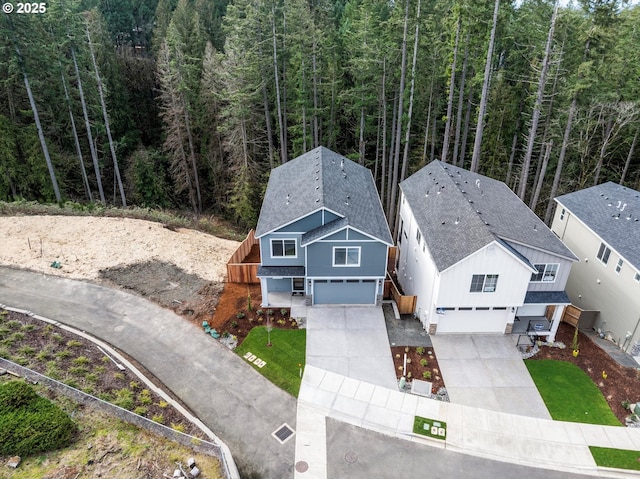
[
  {"xmin": 431, "ymin": 334, "xmax": 551, "ymax": 419},
  {"xmin": 306, "ymin": 306, "xmax": 398, "ymax": 390}
]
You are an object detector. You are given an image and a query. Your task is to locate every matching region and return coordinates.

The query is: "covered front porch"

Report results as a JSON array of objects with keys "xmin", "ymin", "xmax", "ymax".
[
  {"xmin": 257, "ymin": 265, "xmax": 306, "ymax": 307},
  {"xmin": 512, "ymin": 291, "xmax": 572, "ymax": 342}
]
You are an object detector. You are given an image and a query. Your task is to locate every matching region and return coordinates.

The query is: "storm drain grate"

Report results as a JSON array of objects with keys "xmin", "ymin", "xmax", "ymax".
[
  {"xmin": 272, "ymin": 423, "xmax": 295, "ymax": 444},
  {"xmin": 344, "ymin": 451, "xmax": 358, "ymax": 464}
]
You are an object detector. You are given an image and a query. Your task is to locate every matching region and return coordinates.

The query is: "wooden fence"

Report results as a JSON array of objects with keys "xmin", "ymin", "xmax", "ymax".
[
  {"xmin": 226, "ymin": 230, "xmax": 260, "ymax": 284},
  {"xmin": 561, "ymin": 304, "xmax": 582, "ymax": 327}
]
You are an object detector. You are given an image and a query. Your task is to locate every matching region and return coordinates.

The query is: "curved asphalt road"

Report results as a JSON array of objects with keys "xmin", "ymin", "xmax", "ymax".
[{"xmin": 0, "ymin": 267, "xmax": 605, "ymax": 479}]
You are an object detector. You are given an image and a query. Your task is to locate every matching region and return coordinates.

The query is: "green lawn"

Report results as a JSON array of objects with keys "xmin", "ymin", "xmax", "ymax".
[
  {"xmin": 525, "ymin": 360, "xmax": 620, "ymax": 426},
  {"xmin": 589, "ymin": 446, "xmax": 640, "ymax": 471},
  {"xmin": 235, "ymin": 327, "xmax": 306, "ymax": 397}
]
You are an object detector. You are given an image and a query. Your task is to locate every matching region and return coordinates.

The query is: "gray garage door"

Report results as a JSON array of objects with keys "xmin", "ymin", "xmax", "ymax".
[{"xmin": 313, "ymin": 279, "xmax": 376, "ymax": 305}]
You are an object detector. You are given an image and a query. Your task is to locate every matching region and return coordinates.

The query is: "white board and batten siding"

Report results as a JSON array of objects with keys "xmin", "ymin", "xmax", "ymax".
[{"xmin": 433, "ymin": 242, "xmax": 531, "ymax": 333}]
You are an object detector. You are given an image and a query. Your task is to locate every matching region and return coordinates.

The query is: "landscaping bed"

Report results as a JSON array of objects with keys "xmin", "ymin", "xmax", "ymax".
[
  {"xmin": 391, "ymin": 346, "xmax": 445, "ymax": 395},
  {"xmin": 527, "ymin": 321, "xmax": 640, "ymax": 423}
]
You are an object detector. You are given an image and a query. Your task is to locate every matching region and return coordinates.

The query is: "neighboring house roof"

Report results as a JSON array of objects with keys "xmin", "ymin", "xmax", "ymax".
[
  {"xmin": 255, "ymin": 146, "xmax": 393, "ymax": 245},
  {"xmin": 400, "ymin": 161, "xmax": 577, "ymax": 272},
  {"xmin": 555, "ymin": 182, "xmax": 640, "ymax": 271}
]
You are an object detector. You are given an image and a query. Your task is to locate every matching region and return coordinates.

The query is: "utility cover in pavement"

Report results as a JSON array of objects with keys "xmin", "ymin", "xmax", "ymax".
[{"xmin": 272, "ymin": 423, "xmax": 295, "ymax": 444}]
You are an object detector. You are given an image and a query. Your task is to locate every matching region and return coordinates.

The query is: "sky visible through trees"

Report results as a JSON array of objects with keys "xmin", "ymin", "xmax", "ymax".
[{"xmin": 0, "ymin": 0, "xmax": 638, "ymax": 230}]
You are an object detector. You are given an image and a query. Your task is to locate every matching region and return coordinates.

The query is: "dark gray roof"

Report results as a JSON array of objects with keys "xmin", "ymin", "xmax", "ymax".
[
  {"xmin": 555, "ymin": 182, "xmax": 640, "ymax": 270},
  {"xmin": 255, "ymin": 147, "xmax": 393, "ymax": 245},
  {"xmin": 300, "ymin": 217, "xmax": 348, "ymax": 246},
  {"xmin": 400, "ymin": 161, "xmax": 578, "ymax": 272},
  {"xmin": 524, "ymin": 291, "xmax": 571, "ymax": 305},
  {"xmin": 257, "ymin": 266, "xmax": 306, "ymax": 277}
]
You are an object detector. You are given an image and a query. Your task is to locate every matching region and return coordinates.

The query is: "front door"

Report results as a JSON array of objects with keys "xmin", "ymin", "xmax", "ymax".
[{"xmin": 292, "ymin": 277, "xmax": 305, "ymax": 294}]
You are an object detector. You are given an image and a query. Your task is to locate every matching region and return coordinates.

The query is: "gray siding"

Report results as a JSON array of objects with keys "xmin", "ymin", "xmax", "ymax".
[
  {"xmin": 306, "ymin": 241, "xmax": 387, "ymax": 277},
  {"xmin": 346, "ymin": 229, "xmax": 371, "ymax": 241},
  {"xmin": 508, "ymin": 242, "xmax": 573, "ymax": 292},
  {"xmin": 267, "ymin": 278, "xmax": 292, "ymax": 292},
  {"xmin": 259, "ymin": 234, "xmax": 304, "ymax": 267},
  {"xmin": 277, "ymin": 211, "xmax": 323, "ymax": 232},
  {"xmin": 323, "ymin": 230, "xmax": 347, "ymax": 241}
]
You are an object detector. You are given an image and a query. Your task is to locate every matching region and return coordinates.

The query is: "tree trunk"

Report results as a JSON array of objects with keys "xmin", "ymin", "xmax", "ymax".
[
  {"xmin": 422, "ymin": 70, "xmax": 435, "ymax": 166},
  {"xmin": 530, "ymin": 141, "xmax": 552, "ymax": 211},
  {"xmin": 359, "ymin": 94, "xmax": 365, "ymax": 164},
  {"xmin": 386, "ymin": 93, "xmax": 398, "ymax": 214},
  {"xmin": 620, "ymin": 127, "xmax": 639, "ymax": 185},
  {"xmin": 272, "ymin": 8, "xmax": 286, "ymax": 163},
  {"xmin": 380, "ymin": 58, "xmax": 387, "ymax": 209},
  {"xmin": 518, "ymin": 1, "xmax": 558, "ymax": 200},
  {"xmin": 312, "ymin": 34, "xmax": 319, "ymax": 148},
  {"xmin": 182, "ymin": 98, "xmax": 202, "ymax": 213},
  {"xmin": 18, "ymin": 47, "xmax": 61, "ymax": 203},
  {"xmin": 61, "ymin": 71, "xmax": 92, "ymax": 201},
  {"xmin": 544, "ymin": 96, "xmax": 576, "ymax": 224},
  {"xmin": 441, "ymin": 18, "xmax": 460, "ymax": 163},
  {"xmin": 387, "ymin": 0, "xmax": 410, "ymax": 231},
  {"xmin": 470, "ymin": 0, "xmax": 500, "ymax": 173},
  {"xmin": 458, "ymin": 83, "xmax": 474, "ymax": 168},
  {"xmin": 452, "ymin": 33, "xmax": 469, "ymax": 167},
  {"xmin": 400, "ymin": 0, "xmax": 421, "ymax": 182},
  {"xmin": 72, "ymin": 46, "xmax": 104, "ymax": 203},
  {"xmin": 262, "ymin": 82, "xmax": 275, "ymax": 170},
  {"xmin": 86, "ymin": 21, "xmax": 127, "ymax": 207}
]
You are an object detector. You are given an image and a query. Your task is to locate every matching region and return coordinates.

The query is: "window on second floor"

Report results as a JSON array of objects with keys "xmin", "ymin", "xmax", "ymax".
[
  {"xmin": 616, "ymin": 259, "xmax": 624, "ymax": 274},
  {"xmin": 531, "ymin": 263, "xmax": 559, "ymax": 283},
  {"xmin": 271, "ymin": 238, "xmax": 296, "ymax": 258},
  {"xmin": 597, "ymin": 243, "xmax": 611, "ymax": 265},
  {"xmin": 470, "ymin": 274, "xmax": 499, "ymax": 293},
  {"xmin": 333, "ymin": 246, "xmax": 360, "ymax": 267},
  {"xmin": 416, "ymin": 229, "xmax": 422, "ymax": 245},
  {"xmin": 560, "ymin": 208, "xmax": 565, "ymax": 221},
  {"xmin": 635, "ymin": 272, "xmax": 640, "ymax": 283}
]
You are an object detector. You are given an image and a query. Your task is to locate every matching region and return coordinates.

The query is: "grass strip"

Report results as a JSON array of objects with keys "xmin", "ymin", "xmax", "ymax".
[
  {"xmin": 525, "ymin": 359, "xmax": 620, "ymax": 426},
  {"xmin": 235, "ymin": 327, "xmax": 306, "ymax": 397}
]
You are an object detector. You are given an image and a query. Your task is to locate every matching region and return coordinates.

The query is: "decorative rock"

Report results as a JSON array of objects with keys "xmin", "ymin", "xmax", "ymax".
[{"xmin": 6, "ymin": 456, "xmax": 21, "ymax": 468}]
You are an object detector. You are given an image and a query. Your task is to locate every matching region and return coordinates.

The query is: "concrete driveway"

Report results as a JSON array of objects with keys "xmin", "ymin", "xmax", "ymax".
[
  {"xmin": 431, "ymin": 334, "xmax": 551, "ymax": 419},
  {"xmin": 306, "ymin": 306, "xmax": 398, "ymax": 389}
]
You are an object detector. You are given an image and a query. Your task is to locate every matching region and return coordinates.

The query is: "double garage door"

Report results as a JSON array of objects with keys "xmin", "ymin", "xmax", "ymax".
[
  {"xmin": 436, "ymin": 308, "xmax": 510, "ymax": 334},
  {"xmin": 313, "ymin": 279, "xmax": 377, "ymax": 305}
]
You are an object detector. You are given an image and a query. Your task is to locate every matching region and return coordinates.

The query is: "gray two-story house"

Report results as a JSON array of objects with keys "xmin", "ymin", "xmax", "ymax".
[{"xmin": 256, "ymin": 147, "xmax": 393, "ymax": 306}]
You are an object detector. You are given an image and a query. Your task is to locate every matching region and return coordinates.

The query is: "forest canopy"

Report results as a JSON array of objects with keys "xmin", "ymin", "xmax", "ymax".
[{"xmin": 1, "ymin": 0, "xmax": 638, "ymax": 230}]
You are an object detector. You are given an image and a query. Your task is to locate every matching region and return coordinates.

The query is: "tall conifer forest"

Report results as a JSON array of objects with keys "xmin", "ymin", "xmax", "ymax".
[{"xmin": 1, "ymin": 0, "xmax": 639, "ymax": 229}]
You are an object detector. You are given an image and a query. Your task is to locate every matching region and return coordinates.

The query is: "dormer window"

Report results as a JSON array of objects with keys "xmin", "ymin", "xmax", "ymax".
[{"xmin": 616, "ymin": 259, "xmax": 624, "ymax": 274}]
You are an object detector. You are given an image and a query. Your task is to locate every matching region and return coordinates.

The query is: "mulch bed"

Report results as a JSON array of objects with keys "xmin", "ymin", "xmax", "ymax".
[
  {"xmin": 391, "ymin": 346, "xmax": 445, "ymax": 394},
  {"xmin": 528, "ymin": 321, "xmax": 640, "ymax": 423}
]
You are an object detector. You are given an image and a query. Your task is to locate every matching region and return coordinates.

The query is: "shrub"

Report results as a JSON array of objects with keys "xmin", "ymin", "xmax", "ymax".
[
  {"xmin": 72, "ymin": 356, "xmax": 90, "ymax": 366},
  {"xmin": 231, "ymin": 320, "xmax": 239, "ymax": 328},
  {"xmin": 281, "ymin": 309, "xmax": 288, "ymax": 316},
  {"xmin": 151, "ymin": 414, "xmax": 165, "ymax": 424},
  {"xmin": 0, "ymin": 380, "xmax": 77, "ymax": 457},
  {"xmin": 256, "ymin": 309, "xmax": 263, "ymax": 316},
  {"xmin": 420, "ymin": 359, "xmax": 428, "ymax": 367},
  {"xmin": 113, "ymin": 388, "xmax": 135, "ymax": 410},
  {"xmin": 266, "ymin": 309, "xmax": 274, "ymax": 316},
  {"xmin": 158, "ymin": 400, "xmax": 169, "ymax": 408},
  {"xmin": 171, "ymin": 423, "xmax": 186, "ymax": 433},
  {"xmin": 66, "ymin": 340, "xmax": 82, "ymax": 348},
  {"xmin": 422, "ymin": 371, "xmax": 432, "ymax": 380},
  {"xmin": 138, "ymin": 389, "xmax": 152, "ymax": 405},
  {"xmin": 236, "ymin": 312, "xmax": 244, "ymax": 320},
  {"xmin": 52, "ymin": 333, "xmax": 64, "ymax": 342},
  {"xmin": 17, "ymin": 345, "xmax": 36, "ymax": 357},
  {"xmin": 416, "ymin": 346, "xmax": 425, "ymax": 356},
  {"xmin": 55, "ymin": 350, "xmax": 71, "ymax": 360},
  {"xmin": 134, "ymin": 406, "xmax": 148, "ymax": 416}
]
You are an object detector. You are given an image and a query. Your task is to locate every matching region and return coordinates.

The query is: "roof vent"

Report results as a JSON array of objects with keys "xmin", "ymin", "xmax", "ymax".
[
  {"xmin": 345, "ymin": 195, "xmax": 350, "ymax": 205},
  {"xmin": 425, "ymin": 190, "xmax": 429, "ymax": 197},
  {"xmin": 315, "ymin": 199, "xmax": 320, "ymax": 203},
  {"xmin": 455, "ymin": 217, "xmax": 460, "ymax": 225},
  {"xmin": 476, "ymin": 210, "xmax": 481, "ymax": 215},
  {"xmin": 476, "ymin": 179, "xmax": 481, "ymax": 188},
  {"xmin": 315, "ymin": 176, "xmax": 319, "ymax": 181},
  {"xmin": 484, "ymin": 221, "xmax": 489, "ymax": 225},
  {"xmin": 286, "ymin": 194, "xmax": 290, "ymax": 205},
  {"xmin": 315, "ymin": 185, "xmax": 319, "ymax": 190},
  {"xmin": 441, "ymin": 221, "xmax": 446, "ymax": 225},
  {"xmin": 340, "ymin": 159, "xmax": 344, "ymax": 170},
  {"xmin": 617, "ymin": 200, "xmax": 621, "ymax": 209},
  {"xmin": 621, "ymin": 203, "xmax": 627, "ymax": 212},
  {"xmin": 534, "ymin": 224, "xmax": 537, "ymax": 231},
  {"xmin": 468, "ymin": 199, "xmax": 473, "ymax": 204},
  {"xmin": 443, "ymin": 165, "xmax": 448, "ymax": 169}
]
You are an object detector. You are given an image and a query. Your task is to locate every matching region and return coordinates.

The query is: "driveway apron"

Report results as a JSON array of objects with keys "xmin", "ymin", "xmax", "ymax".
[
  {"xmin": 0, "ymin": 267, "xmax": 296, "ymax": 478},
  {"xmin": 305, "ymin": 306, "xmax": 397, "ymax": 390},
  {"xmin": 431, "ymin": 334, "xmax": 551, "ymax": 419}
]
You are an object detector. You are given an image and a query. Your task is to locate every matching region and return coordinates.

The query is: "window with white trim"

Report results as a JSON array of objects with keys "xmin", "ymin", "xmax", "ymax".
[
  {"xmin": 333, "ymin": 246, "xmax": 360, "ymax": 267},
  {"xmin": 271, "ymin": 238, "xmax": 296, "ymax": 257},
  {"xmin": 615, "ymin": 259, "xmax": 623, "ymax": 274},
  {"xmin": 530, "ymin": 263, "xmax": 559, "ymax": 283},
  {"xmin": 597, "ymin": 243, "xmax": 611, "ymax": 264},
  {"xmin": 560, "ymin": 208, "xmax": 565, "ymax": 221},
  {"xmin": 635, "ymin": 272, "xmax": 640, "ymax": 283},
  {"xmin": 470, "ymin": 274, "xmax": 499, "ymax": 293}
]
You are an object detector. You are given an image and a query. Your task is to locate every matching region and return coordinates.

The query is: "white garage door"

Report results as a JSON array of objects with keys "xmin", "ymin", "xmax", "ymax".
[{"xmin": 437, "ymin": 308, "xmax": 509, "ymax": 334}]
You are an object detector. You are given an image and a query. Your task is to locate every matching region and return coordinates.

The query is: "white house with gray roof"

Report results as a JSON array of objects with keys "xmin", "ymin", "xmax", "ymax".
[
  {"xmin": 551, "ymin": 182, "xmax": 640, "ymax": 358},
  {"xmin": 255, "ymin": 147, "xmax": 393, "ymax": 306},
  {"xmin": 397, "ymin": 161, "xmax": 577, "ymax": 338}
]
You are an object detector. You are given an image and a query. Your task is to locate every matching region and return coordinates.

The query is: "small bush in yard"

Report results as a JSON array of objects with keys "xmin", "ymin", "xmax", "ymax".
[
  {"xmin": 113, "ymin": 388, "xmax": 135, "ymax": 410},
  {"xmin": 0, "ymin": 380, "xmax": 77, "ymax": 457},
  {"xmin": 422, "ymin": 371, "xmax": 432, "ymax": 380},
  {"xmin": 420, "ymin": 358, "xmax": 428, "ymax": 367},
  {"xmin": 416, "ymin": 346, "xmax": 425, "ymax": 356}
]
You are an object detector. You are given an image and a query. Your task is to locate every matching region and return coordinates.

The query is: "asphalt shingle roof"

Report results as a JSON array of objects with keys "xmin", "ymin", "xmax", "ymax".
[
  {"xmin": 255, "ymin": 147, "xmax": 393, "ymax": 245},
  {"xmin": 555, "ymin": 182, "xmax": 640, "ymax": 270},
  {"xmin": 257, "ymin": 266, "xmax": 306, "ymax": 277},
  {"xmin": 524, "ymin": 291, "xmax": 571, "ymax": 305},
  {"xmin": 400, "ymin": 161, "xmax": 577, "ymax": 272}
]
